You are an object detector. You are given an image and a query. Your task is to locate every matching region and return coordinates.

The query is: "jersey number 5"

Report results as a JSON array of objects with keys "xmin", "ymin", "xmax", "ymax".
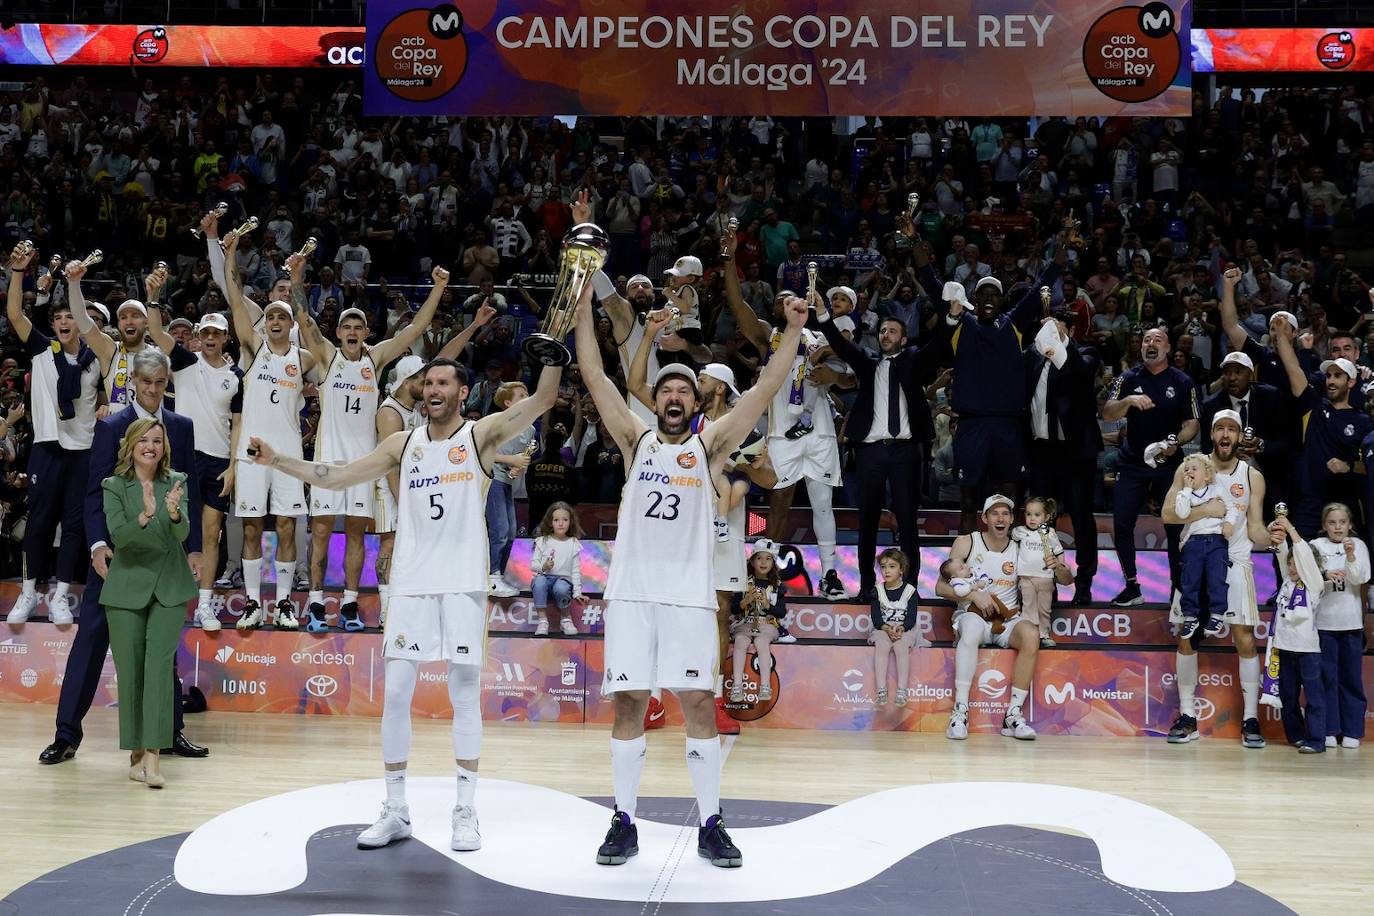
[
  {"xmin": 645, "ymin": 490, "xmax": 680, "ymax": 521},
  {"xmin": 429, "ymin": 493, "xmax": 444, "ymax": 520}
]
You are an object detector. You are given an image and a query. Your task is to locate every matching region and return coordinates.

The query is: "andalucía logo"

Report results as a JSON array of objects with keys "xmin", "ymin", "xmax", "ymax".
[
  {"xmin": 374, "ymin": 4, "xmax": 470, "ymax": 102},
  {"xmin": 1081, "ymin": 3, "xmax": 1181, "ymax": 104}
]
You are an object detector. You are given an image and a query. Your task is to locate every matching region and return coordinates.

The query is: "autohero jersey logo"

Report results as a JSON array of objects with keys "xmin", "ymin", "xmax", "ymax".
[
  {"xmin": 1081, "ymin": 3, "xmax": 1182, "ymax": 103},
  {"xmin": 374, "ymin": 4, "xmax": 470, "ymax": 102},
  {"xmin": 410, "ymin": 471, "xmax": 475, "ymax": 487}
]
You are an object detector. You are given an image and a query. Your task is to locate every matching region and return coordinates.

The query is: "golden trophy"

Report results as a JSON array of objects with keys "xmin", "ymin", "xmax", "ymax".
[
  {"xmin": 293, "ymin": 237, "xmax": 318, "ymax": 260},
  {"xmin": 509, "ymin": 437, "xmax": 540, "ymax": 479},
  {"xmin": 78, "ymin": 249, "xmax": 104, "ymax": 268},
  {"xmin": 719, "ymin": 216, "xmax": 738, "ymax": 261},
  {"xmin": 906, "ymin": 192, "xmax": 921, "ymax": 221},
  {"xmin": 1040, "ymin": 285, "xmax": 1052, "ymax": 315},
  {"xmin": 523, "ymin": 223, "xmax": 608, "ymax": 367},
  {"xmin": 1270, "ymin": 502, "xmax": 1288, "ymax": 553},
  {"xmin": 219, "ymin": 216, "xmax": 259, "ymax": 250},
  {"xmin": 191, "ymin": 201, "xmax": 230, "ymax": 238}
]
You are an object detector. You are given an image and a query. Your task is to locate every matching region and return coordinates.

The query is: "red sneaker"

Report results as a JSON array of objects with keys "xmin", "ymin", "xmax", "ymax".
[
  {"xmin": 714, "ymin": 697, "xmax": 740, "ymax": 735},
  {"xmin": 643, "ymin": 696, "xmax": 667, "ymax": 730}
]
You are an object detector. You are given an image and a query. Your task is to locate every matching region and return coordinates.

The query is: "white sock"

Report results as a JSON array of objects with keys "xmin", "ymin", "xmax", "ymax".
[
  {"xmin": 714, "ymin": 673, "xmax": 724, "ymax": 699},
  {"xmin": 1239, "ymin": 655, "xmax": 1260, "ymax": 721},
  {"xmin": 308, "ymin": 590, "xmax": 324, "ymax": 607},
  {"xmin": 954, "ymin": 633, "xmax": 979, "ymax": 706},
  {"xmin": 20, "ymin": 578, "xmax": 35, "ymax": 596},
  {"xmin": 52, "ymin": 581, "xmax": 69, "ymax": 600},
  {"xmin": 685, "ymin": 737, "xmax": 722, "ymax": 826},
  {"xmin": 650, "ymin": 688, "xmax": 662, "ymax": 703},
  {"xmin": 275, "ymin": 561, "xmax": 295, "ymax": 598},
  {"xmin": 384, "ymin": 767, "xmax": 406, "ymax": 805},
  {"xmin": 1176, "ymin": 652, "xmax": 1198, "ymax": 716},
  {"xmin": 818, "ymin": 543, "xmax": 838, "ymax": 576},
  {"xmin": 243, "ymin": 558, "xmax": 263, "ymax": 603},
  {"xmin": 198, "ymin": 588, "xmax": 212, "ymax": 608},
  {"xmin": 610, "ymin": 736, "xmax": 646, "ymax": 820},
  {"xmin": 455, "ymin": 765, "xmax": 478, "ymax": 807},
  {"xmin": 344, "ymin": 589, "xmax": 358, "ymax": 605},
  {"xmin": 1009, "ymin": 686, "xmax": 1027, "ymax": 715}
]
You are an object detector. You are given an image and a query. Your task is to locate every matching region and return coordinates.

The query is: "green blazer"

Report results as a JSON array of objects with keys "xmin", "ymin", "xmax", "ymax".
[{"xmin": 101, "ymin": 471, "xmax": 197, "ymax": 609}]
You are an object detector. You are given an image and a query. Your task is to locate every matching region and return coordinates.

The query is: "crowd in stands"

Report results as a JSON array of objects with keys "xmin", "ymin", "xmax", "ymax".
[{"xmin": 1, "ymin": 69, "xmax": 1373, "ymax": 586}]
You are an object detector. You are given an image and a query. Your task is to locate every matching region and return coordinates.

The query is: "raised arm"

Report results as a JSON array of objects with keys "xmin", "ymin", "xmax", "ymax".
[
  {"xmin": 287, "ymin": 251, "xmax": 333, "ymax": 366},
  {"xmin": 65, "ymin": 263, "xmax": 115, "ymax": 368},
  {"xmin": 435, "ymin": 302, "xmax": 497, "ymax": 362},
  {"xmin": 249, "ymin": 427, "xmax": 406, "ymax": 490},
  {"xmin": 703, "ymin": 295, "xmax": 807, "ymax": 458},
  {"xmin": 5, "ymin": 246, "xmax": 34, "ymax": 342},
  {"xmin": 208, "ymin": 217, "xmax": 264, "ymax": 328},
  {"xmin": 223, "ymin": 232, "xmax": 260, "ymax": 356},
  {"xmin": 373, "ymin": 266, "xmax": 448, "ymax": 366},
  {"xmin": 1271, "ymin": 319, "xmax": 1308, "ymax": 399},
  {"xmin": 474, "ymin": 363, "xmax": 562, "ymax": 463},
  {"xmin": 145, "ymin": 270, "xmax": 175, "ymax": 353},
  {"xmin": 574, "ymin": 274, "xmax": 644, "ymax": 452},
  {"xmin": 1216, "ymin": 266, "xmax": 1249, "ymax": 353},
  {"xmin": 626, "ymin": 307, "xmax": 673, "ymax": 410},
  {"xmin": 720, "ymin": 224, "xmax": 772, "ymax": 351}
]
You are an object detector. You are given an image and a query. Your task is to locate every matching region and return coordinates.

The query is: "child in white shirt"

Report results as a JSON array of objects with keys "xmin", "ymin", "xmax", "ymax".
[
  {"xmin": 1174, "ymin": 454, "xmax": 1242, "ymax": 640},
  {"xmin": 1268, "ymin": 513, "xmax": 1328, "ymax": 753},
  {"xmin": 1011, "ymin": 496, "xmax": 1066, "ymax": 648},
  {"xmin": 1308, "ymin": 502, "xmax": 1369, "ymax": 749},
  {"xmin": 530, "ymin": 501, "xmax": 584, "ymax": 637}
]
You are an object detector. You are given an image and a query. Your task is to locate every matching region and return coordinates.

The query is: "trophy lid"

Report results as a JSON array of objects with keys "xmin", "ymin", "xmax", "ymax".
[{"xmin": 564, "ymin": 222, "xmax": 610, "ymax": 254}]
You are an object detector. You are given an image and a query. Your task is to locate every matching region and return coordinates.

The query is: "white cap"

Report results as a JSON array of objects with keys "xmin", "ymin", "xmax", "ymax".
[
  {"xmin": 338, "ymin": 306, "xmax": 369, "ymax": 325},
  {"xmin": 651, "ymin": 362, "xmax": 698, "ymax": 392},
  {"xmin": 86, "ymin": 302, "xmax": 110, "ymax": 325},
  {"xmin": 626, "ymin": 274, "xmax": 654, "ymax": 291},
  {"xmin": 832, "ymin": 315, "xmax": 856, "ymax": 334},
  {"xmin": 699, "ymin": 363, "xmax": 740, "ymax": 400},
  {"xmin": 117, "ymin": 299, "xmax": 147, "ymax": 318},
  {"xmin": 974, "ymin": 276, "xmax": 1003, "ymax": 294},
  {"xmin": 264, "ymin": 300, "xmax": 294, "ymax": 319},
  {"xmin": 981, "ymin": 493, "xmax": 1015, "ymax": 514},
  {"xmin": 196, "ymin": 312, "xmax": 229, "ymax": 333},
  {"xmin": 827, "ymin": 286, "xmax": 856, "ymax": 308},
  {"xmin": 1211, "ymin": 408, "xmax": 1243, "ymax": 430},
  {"xmin": 749, "ymin": 538, "xmax": 780, "ymax": 560},
  {"xmin": 942, "ymin": 281, "xmax": 969, "ymax": 306},
  {"xmin": 665, "ymin": 256, "xmax": 703, "ymax": 279},
  {"xmin": 1219, "ymin": 351, "xmax": 1254, "ymax": 373},
  {"xmin": 1270, "ymin": 310, "xmax": 1298, "ymax": 331},
  {"xmin": 1320, "ymin": 357, "xmax": 1358, "ymax": 381},
  {"xmin": 389, "ymin": 354, "xmax": 425, "ymax": 394}
]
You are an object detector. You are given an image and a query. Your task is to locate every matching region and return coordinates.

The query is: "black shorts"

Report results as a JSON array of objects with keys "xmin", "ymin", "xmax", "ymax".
[
  {"xmin": 195, "ymin": 451, "xmax": 232, "ymax": 513},
  {"xmin": 953, "ymin": 416, "xmax": 1027, "ymax": 491}
]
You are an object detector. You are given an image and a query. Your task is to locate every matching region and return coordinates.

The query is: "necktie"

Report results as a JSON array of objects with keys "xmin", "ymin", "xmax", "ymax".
[
  {"xmin": 887, "ymin": 357, "xmax": 901, "ymax": 437},
  {"xmin": 1238, "ymin": 398, "xmax": 1248, "ymax": 430}
]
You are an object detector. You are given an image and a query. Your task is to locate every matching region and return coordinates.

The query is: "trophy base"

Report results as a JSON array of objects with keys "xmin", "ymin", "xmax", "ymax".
[{"xmin": 523, "ymin": 334, "xmax": 572, "ymax": 368}]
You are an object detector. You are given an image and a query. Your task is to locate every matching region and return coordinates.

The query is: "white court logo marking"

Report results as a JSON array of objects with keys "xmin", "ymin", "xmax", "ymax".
[{"xmin": 174, "ymin": 779, "xmax": 1236, "ymax": 903}]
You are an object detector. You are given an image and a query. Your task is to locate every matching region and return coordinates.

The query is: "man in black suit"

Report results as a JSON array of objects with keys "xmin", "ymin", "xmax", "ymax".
[
  {"xmin": 1024, "ymin": 314, "xmax": 1102, "ymax": 609},
  {"xmin": 1199, "ymin": 351, "xmax": 1292, "ymax": 511},
  {"xmin": 815, "ymin": 290, "xmax": 950, "ymax": 600},
  {"xmin": 40, "ymin": 347, "xmax": 210, "ymax": 765}
]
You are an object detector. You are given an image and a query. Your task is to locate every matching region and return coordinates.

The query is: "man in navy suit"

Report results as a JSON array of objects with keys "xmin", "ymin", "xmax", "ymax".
[{"xmin": 40, "ymin": 348, "xmax": 210, "ymax": 764}]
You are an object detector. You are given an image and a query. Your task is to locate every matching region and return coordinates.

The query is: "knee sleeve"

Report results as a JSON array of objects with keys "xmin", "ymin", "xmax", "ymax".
[
  {"xmin": 382, "ymin": 658, "xmax": 420, "ymax": 764},
  {"xmin": 447, "ymin": 663, "xmax": 483, "ymax": 760}
]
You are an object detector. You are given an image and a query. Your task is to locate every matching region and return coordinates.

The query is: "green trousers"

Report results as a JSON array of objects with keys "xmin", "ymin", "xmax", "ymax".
[{"xmin": 106, "ymin": 601, "xmax": 184, "ymax": 751}]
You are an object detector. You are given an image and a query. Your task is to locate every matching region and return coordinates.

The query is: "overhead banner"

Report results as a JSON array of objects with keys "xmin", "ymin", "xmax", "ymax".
[
  {"xmin": 363, "ymin": 1, "xmax": 1191, "ymax": 116},
  {"xmin": 0, "ymin": 22, "xmax": 364, "ymax": 67},
  {"xmin": 1192, "ymin": 27, "xmax": 1373, "ymax": 72}
]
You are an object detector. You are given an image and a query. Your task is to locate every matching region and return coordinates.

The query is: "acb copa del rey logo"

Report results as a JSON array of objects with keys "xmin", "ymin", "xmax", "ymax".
[
  {"xmin": 374, "ymin": 4, "xmax": 470, "ymax": 102},
  {"xmin": 1081, "ymin": 2, "xmax": 1182, "ymax": 104}
]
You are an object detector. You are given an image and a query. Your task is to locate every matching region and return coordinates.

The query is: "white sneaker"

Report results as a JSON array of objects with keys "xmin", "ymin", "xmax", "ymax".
[
  {"xmin": 1326, "ymin": 736, "xmax": 1338, "ymax": 749},
  {"xmin": 1002, "ymin": 708, "xmax": 1037, "ymax": 741},
  {"xmin": 451, "ymin": 804, "xmax": 481, "ymax": 851},
  {"xmin": 293, "ymin": 569, "xmax": 311, "ymax": 591},
  {"xmin": 213, "ymin": 568, "xmax": 242, "ymax": 590},
  {"xmin": 559, "ymin": 617, "xmax": 578, "ymax": 636},
  {"xmin": 236, "ymin": 600, "xmax": 265, "ymax": 630},
  {"xmin": 6, "ymin": 590, "xmax": 37, "ymax": 624},
  {"xmin": 195, "ymin": 604, "xmax": 222, "ymax": 632},
  {"xmin": 1342, "ymin": 737, "xmax": 1360, "ymax": 749},
  {"xmin": 357, "ymin": 801, "xmax": 412, "ymax": 849},
  {"xmin": 534, "ymin": 616, "xmax": 549, "ymax": 636},
  {"xmin": 273, "ymin": 600, "xmax": 300, "ymax": 630},
  {"xmin": 946, "ymin": 702, "xmax": 969, "ymax": 740},
  {"xmin": 488, "ymin": 575, "xmax": 517, "ymax": 598},
  {"xmin": 48, "ymin": 593, "xmax": 74, "ymax": 626},
  {"xmin": 714, "ymin": 515, "xmax": 730, "ymax": 542}
]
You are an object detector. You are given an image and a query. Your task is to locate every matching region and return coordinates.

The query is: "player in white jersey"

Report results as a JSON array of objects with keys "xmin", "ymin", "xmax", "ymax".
[
  {"xmin": 1161, "ymin": 410, "xmax": 1271, "ymax": 747},
  {"xmin": 576, "ymin": 266, "xmax": 808, "ymax": 869},
  {"xmin": 937, "ymin": 494, "xmax": 1071, "ymax": 741},
  {"xmin": 68, "ymin": 259, "xmax": 169, "ymax": 410},
  {"xmin": 225, "ymin": 237, "xmax": 317, "ymax": 631},
  {"xmin": 721, "ymin": 228, "xmax": 853, "ymax": 599},
  {"xmin": 4, "ymin": 245, "xmax": 100, "ymax": 624},
  {"xmin": 291, "ymin": 262, "xmax": 447, "ymax": 632},
  {"xmin": 246, "ymin": 352, "xmax": 563, "ymax": 855},
  {"xmin": 150, "ymin": 311, "xmax": 243, "ymax": 629}
]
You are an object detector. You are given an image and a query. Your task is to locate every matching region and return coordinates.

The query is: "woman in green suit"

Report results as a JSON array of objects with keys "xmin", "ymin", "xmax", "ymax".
[{"xmin": 102, "ymin": 417, "xmax": 197, "ymax": 789}]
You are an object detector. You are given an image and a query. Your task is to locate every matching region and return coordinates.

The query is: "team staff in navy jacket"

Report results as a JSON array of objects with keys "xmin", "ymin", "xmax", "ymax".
[{"xmin": 39, "ymin": 347, "xmax": 210, "ymax": 766}]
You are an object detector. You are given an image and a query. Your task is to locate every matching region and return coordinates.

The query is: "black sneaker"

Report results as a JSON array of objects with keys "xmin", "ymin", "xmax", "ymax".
[
  {"xmin": 1203, "ymin": 615, "xmax": 1225, "ymax": 637},
  {"xmin": 235, "ymin": 599, "xmax": 264, "ymax": 630},
  {"xmin": 819, "ymin": 570, "xmax": 848, "ymax": 600},
  {"xmin": 775, "ymin": 626, "xmax": 797, "ymax": 645},
  {"xmin": 784, "ymin": 420, "xmax": 813, "ymax": 440},
  {"xmin": 274, "ymin": 599, "xmax": 300, "ymax": 630},
  {"xmin": 1070, "ymin": 586, "xmax": 1093, "ymax": 607},
  {"xmin": 1178, "ymin": 618, "xmax": 1201, "ymax": 640},
  {"xmin": 596, "ymin": 809, "xmax": 638, "ymax": 865},
  {"xmin": 698, "ymin": 813, "xmax": 742, "ymax": 868},
  {"xmin": 1167, "ymin": 713, "xmax": 1199, "ymax": 743},
  {"xmin": 305, "ymin": 602, "xmax": 329, "ymax": 633},
  {"xmin": 338, "ymin": 601, "xmax": 364, "ymax": 632},
  {"xmin": 1241, "ymin": 717, "xmax": 1266, "ymax": 749},
  {"xmin": 1111, "ymin": 581, "xmax": 1143, "ymax": 607}
]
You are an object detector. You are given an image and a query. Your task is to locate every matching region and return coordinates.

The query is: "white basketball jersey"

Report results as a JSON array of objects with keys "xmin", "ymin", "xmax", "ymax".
[
  {"xmin": 239, "ymin": 344, "xmax": 305, "ymax": 460},
  {"xmin": 1213, "ymin": 458, "xmax": 1254, "ymax": 561},
  {"xmin": 391, "ymin": 423, "xmax": 492, "ymax": 596},
  {"xmin": 318, "ymin": 350, "xmax": 379, "ymax": 462},
  {"xmin": 379, "ymin": 395, "xmax": 419, "ymax": 433},
  {"xmin": 104, "ymin": 342, "xmax": 139, "ymax": 406},
  {"xmin": 876, "ymin": 583, "xmax": 918, "ymax": 626},
  {"xmin": 766, "ymin": 327, "xmax": 834, "ymax": 437},
  {"xmin": 618, "ymin": 319, "xmax": 660, "ymax": 428},
  {"xmin": 606, "ymin": 432, "xmax": 716, "ymax": 608},
  {"xmin": 966, "ymin": 531, "xmax": 1020, "ymax": 610},
  {"xmin": 173, "ymin": 354, "xmax": 241, "ymax": 458}
]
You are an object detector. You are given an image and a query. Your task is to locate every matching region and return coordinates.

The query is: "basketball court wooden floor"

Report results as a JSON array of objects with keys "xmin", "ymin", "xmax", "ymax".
[{"xmin": 1, "ymin": 703, "xmax": 1369, "ymax": 914}]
